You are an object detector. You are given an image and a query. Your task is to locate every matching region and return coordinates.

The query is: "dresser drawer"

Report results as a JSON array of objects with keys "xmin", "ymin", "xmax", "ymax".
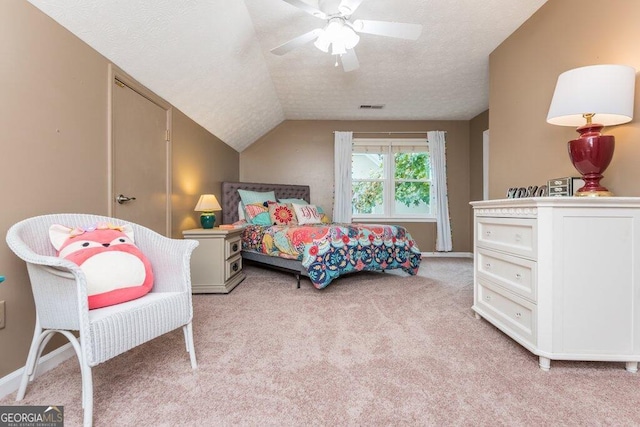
[
  {"xmin": 476, "ymin": 217, "xmax": 536, "ymax": 259},
  {"xmin": 226, "ymin": 235, "xmax": 242, "ymax": 259},
  {"xmin": 477, "ymin": 248, "xmax": 537, "ymax": 302},
  {"xmin": 225, "ymin": 254, "xmax": 242, "ymax": 281},
  {"xmin": 476, "ymin": 280, "xmax": 536, "ymax": 347}
]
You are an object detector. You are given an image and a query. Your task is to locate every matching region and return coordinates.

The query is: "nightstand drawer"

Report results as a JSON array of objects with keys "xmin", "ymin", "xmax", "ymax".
[
  {"xmin": 476, "ymin": 279, "xmax": 536, "ymax": 347},
  {"xmin": 226, "ymin": 235, "xmax": 242, "ymax": 259},
  {"xmin": 225, "ymin": 254, "xmax": 242, "ymax": 281},
  {"xmin": 477, "ymin": 248, "xmax": 537, "ymax": 302},
  {"xmin": 476, "ymin": 217, "xmax": 536, "ymax": 259}
]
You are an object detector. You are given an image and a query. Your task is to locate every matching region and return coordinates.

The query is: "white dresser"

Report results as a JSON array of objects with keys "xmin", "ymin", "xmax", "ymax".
[{"xmin": 471, "ymin": 197, "xmax": 640, "ymax": 372}]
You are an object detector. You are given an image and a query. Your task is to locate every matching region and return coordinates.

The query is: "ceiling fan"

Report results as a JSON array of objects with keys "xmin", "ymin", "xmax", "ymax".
[{"xmin": 270, "ymin": 0, "xmax": 423, "ymax": 72}]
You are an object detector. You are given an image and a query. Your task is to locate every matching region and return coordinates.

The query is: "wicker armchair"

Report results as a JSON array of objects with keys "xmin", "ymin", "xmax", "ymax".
[{"xmin": 6, "ymin": 214, "xmax": 199, "ymax": 427}]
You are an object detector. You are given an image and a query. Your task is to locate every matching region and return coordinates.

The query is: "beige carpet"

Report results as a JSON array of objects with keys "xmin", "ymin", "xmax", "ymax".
[{"xmin": 3, "ymin": 258, "xmax": 640, "ymax": 426}]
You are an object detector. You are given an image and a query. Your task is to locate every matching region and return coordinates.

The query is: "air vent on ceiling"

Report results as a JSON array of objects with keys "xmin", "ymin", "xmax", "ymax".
[{"xmin": 359, "ymin": 104, "xmax": 385, "ymax": 110}]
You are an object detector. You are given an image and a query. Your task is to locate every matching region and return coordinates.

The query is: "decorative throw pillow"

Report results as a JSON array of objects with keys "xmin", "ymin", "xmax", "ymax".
[
  {"xmin": 278, "ymin": 198, "xmax": 308, "ymax": 205},
  {"xmin": 293, "ymin": 203, "xmax": 323, "ymax": 225},
  {"xmin": 244, "ymin": 202, "xmax": 271, "ymax": 226},
  {"xmin": 268, "ymin": 201, "xmax": 298, "ymax": 226},
  {"xmin": 238, "ymin": 189, "xmax": 276, "ymax": 206},
  {"xmin": 316, "ymin": 206, "xmax": 331, "ymax": 224},
  {"xmin": 49, "ymin": 223, "xmax": 154, "ymax": 310}
]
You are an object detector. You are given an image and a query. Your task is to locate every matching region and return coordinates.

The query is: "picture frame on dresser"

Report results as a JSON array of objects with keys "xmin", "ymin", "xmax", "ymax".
[{"xmin": 547, "ymin": 177, "xmax": 585, "ymax": 196}]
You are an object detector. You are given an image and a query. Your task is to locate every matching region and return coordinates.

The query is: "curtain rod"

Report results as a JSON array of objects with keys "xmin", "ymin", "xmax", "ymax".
[{"xmin": 333, "ymin": 131, "xmax": 446, "ymax": 134}]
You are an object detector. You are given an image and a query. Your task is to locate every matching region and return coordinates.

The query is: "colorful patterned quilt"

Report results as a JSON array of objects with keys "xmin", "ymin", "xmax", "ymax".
[{"xmin": 242, "ymin": 223, "xmax": 421, "ymax": 289}]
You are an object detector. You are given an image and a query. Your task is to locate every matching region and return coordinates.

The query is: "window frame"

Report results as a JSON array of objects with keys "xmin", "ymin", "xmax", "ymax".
[{"xmin": 351, "ymin": 138, "xmax": 436, "ymax": 222}]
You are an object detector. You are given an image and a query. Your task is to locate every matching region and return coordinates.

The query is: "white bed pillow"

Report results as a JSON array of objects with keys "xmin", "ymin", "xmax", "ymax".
[
  {"xmin": 292, "ymin": 203, "xmax": 323, "ymax": 225},
  {"xmin": 238, "ymin": 201, "xmax": 245, "ymax": 221}
]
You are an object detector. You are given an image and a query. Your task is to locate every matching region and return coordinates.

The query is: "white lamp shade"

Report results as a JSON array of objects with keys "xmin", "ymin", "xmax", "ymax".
[
  {"xmin": 547, "ymin": 64, "xmax": 636, "ymax": 127},
  {"xmin": 194, "ymin": 194, "xmax": 221, "ymax": 212}
]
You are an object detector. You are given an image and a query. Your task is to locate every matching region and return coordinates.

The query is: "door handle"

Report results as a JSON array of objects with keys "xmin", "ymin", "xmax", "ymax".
[{"xmin": 116, "ymin": 194, "xmax": 137, "ymax": 204}]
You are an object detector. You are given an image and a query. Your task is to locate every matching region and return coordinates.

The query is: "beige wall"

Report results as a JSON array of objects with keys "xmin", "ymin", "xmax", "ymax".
[
  {"xmin": 240, "ymin": 120, "xmax": 472, "ymax": 252},
  {"xmin": 469, "ymin": 110, "xmax": 489, "ymax": 248},
  {"xmin": 489, "ymin": 0, "xmax": 640, "ymax": 199},
  {"xmin": 469, "ymin": 110, "xmax": 489, "ymax": 202},
  {"xmin": 172, "ymin": 109, "xmax": 239, "ymax": 237},
  {"xmin": 0, "ymin": 0, "xmax": 238, "ymax": 378}
]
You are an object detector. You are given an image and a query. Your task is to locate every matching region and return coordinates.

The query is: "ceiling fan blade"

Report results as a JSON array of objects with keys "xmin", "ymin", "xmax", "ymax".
[
  {"xmin": 338, "ymin": 0, "xmax": 365, "ymax": 16},
  {"xmin": 271, "ymin": 28, "xmax": 323, "ymax": 56},
  {"xmin": 282, "ymin": 0, "xmax": 327, "ymax": 19},
  {"xmin": 352, "ymin": 19, "xmax": 422, "ymax": 40},
  {"xmin": 341, "ymin": 49, "xmax": 359, "ymax": 72}
]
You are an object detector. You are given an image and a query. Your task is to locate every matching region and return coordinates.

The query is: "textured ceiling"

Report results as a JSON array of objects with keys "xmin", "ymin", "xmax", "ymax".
[{"xmin": 27, "ymin": 0, "xmax": 547, "ymax": 152}]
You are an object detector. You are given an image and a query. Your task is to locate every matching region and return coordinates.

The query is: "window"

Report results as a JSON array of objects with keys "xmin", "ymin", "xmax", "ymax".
[{"xmin": 351, "ymin": 138, "xmax": 433, "ymax": 220}]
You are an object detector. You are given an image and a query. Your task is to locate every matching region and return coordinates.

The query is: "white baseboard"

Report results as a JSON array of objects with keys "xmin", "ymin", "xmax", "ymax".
[
  {"xmin": 422, "ymin": 251, "xmax": 473, "ymax": 258},
  {"xmin": 0, "ymin": 343, "xmax": 75, "ymax": 400}
]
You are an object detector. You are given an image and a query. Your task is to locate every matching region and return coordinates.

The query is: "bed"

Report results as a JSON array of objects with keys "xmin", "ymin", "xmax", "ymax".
[{"xmin": 221, "ymin": 181, "xmax": 422, "ymax": 289}]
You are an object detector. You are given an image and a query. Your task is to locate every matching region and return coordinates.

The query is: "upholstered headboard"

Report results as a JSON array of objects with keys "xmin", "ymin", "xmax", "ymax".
[{"xmin": 221, "ymin": 182, "xmax": 311, "ymax": 224}]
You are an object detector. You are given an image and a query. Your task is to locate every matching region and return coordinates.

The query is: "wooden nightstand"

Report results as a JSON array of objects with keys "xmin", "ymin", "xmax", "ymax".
[{"xmin": 182, "ymin": 227, "xmax": 246, "ymax": 293}]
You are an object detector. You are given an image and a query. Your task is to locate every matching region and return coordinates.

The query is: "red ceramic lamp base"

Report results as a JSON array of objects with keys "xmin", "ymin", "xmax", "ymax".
[{"xmin": 568, "ymin": 123, "xmax": 614, "ymax": 197}]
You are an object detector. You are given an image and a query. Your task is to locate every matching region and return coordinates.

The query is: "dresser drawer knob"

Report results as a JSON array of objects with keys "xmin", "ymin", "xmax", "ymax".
[
  {"xmin": 232, "ymin": 243, "xmax": 239, "ymax": 252},
  {"xmin": 232, "ymin": 263, "xmax": 239, "ymax": 272},
  {"xmin": 515, "ymin": 312, "xmax": 522, "ymax": 319},
  {"xmin": 485, "ymin": 230, "xmax": 492, "ymax": 237},
  {"xmin": 514, "ymin": 233, "xmax": 522, "ymax": 242},
  {"xmin": 515, "ymin": 273, "xmax": 522, "ymax": 280},
  {"xmin": 485, "ymin": 263, "xmax": 491, "ymax": 269},
  {"xmin": 485, "ymin": 295, "xmax": 491, "ymax": 301}
]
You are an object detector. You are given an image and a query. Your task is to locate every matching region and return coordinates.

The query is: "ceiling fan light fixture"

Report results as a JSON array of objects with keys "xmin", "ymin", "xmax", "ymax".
[
  {"xmin": 341, "ymin": 26, "xmax": 360, "ymax": 49},
  {"xmin": 324, "ymin": 18, "xmax": 344, "ymax": 39},
  {"xmin": 314, "ymin": 31, "xmax": 331, "ymax": 53},
  {"xmin": 314, "ymin": 17, "xmax": 358, "ymax": 54},
  {"xmin": 331, "ymin": 40, "xmax": 346, "ymax": 55},
  {"xmin": 272, "ymin": 0, "xmax": 423, "ymax": 72}
]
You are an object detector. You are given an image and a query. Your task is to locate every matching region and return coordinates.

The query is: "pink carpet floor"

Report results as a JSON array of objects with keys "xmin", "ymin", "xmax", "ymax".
[{"xmin": 2, "ymin": 258, "xmax": 640, "ymax": 426}]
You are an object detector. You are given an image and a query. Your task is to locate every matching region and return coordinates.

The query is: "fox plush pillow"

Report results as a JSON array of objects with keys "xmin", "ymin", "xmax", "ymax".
[{"xmin": 49, "ymin": 223, "xmax": 154, "ymax": 310}]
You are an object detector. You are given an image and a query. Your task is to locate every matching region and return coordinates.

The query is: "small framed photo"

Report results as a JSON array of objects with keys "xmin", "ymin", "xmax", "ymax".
[{"xmin": 547, "ymin": 177, "xmax": 584, "ymax": 196}]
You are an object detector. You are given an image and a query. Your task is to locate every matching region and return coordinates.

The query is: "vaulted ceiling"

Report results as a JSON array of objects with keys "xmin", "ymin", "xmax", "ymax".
[{"xmin": 27, "ymin": 0, "xmax": 547, "ymax": 152}]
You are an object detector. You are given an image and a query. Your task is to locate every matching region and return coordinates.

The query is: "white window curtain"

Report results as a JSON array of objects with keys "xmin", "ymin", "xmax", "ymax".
[
  {"xmin": 427, "ymin": 131, "xmax": 453, "ymax": 251},
  {"xmin": 333, "ymin": 131, "xmax": 353, "ymax": 223}
]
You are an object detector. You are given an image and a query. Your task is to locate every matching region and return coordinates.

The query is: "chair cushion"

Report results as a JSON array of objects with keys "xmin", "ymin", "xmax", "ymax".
[{"xmin": 49, "ymin": 222, "xmax": 154, "ymax": 309}]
